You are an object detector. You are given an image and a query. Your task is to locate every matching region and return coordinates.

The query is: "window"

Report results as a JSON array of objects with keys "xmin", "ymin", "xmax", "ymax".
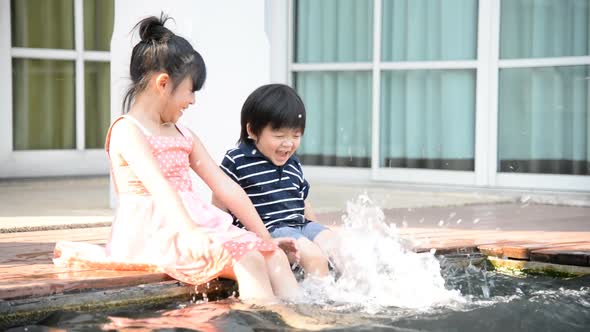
[
  {"xmin": 292, "ymin": 0, "xmax": 479, "ymax": 171},
  {"xmin": 289, "ymin": 0, "xmax": 590, "ymax": 189},
  {"xmin": 497, "ymin": 0, "xmax": 589, "ymax": 175},
  {"xmin": 10, "ymin": 0, "xmax": 113, "ymax": 150},
  {"xmin": 293, "ymin": 0, "xmax": 374, "ymax": 167}
]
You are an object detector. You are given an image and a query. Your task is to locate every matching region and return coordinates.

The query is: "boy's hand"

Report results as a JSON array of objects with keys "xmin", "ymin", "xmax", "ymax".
[{"xmin": 272, "ymin": 237, "xmax": 300, "ymax": 261}]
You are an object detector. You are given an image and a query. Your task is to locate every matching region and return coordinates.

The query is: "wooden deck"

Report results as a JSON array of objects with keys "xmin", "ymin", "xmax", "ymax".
[{"xmin": 1, "ymin": 203, "xmax": 589, "ymax": 302}]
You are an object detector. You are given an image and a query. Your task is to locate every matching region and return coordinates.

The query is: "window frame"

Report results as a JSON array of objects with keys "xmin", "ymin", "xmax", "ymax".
[
  {"xmin": 275, "ymin": 0, "xmax": 590, "ymax": 191},
  {"xmin": 0, "ymin": 0, "xmax": 110, "ymax": 177}
]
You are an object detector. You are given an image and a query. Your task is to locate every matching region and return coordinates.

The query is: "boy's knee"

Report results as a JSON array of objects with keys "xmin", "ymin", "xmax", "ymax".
[{"xmin": 300, "ymin": 246, "xmax": 328, "ymax": 267}]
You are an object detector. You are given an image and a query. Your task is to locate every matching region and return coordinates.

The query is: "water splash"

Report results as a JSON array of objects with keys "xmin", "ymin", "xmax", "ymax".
[{"xmin": 299, "ymin": 194, "xmax": 464, "ymax": 311}]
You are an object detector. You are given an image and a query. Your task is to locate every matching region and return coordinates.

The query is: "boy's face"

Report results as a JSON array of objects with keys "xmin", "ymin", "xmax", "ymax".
[{"xmin": 248, "ymin": 124, "xmax": 302, "ymax": 166}]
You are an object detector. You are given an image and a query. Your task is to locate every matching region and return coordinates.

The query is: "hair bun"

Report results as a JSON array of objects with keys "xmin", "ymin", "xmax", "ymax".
[{"xmin": 138, "ymin": 13, "xmax": 172, "ymax": 43}]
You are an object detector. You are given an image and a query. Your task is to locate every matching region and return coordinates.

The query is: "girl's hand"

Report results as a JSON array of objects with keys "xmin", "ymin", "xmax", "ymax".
[
  {"xmin": 272, "ymin": 237, "xmax": 300, "ymax": 261},
  {"xmin": 177, "ymin": 227, "xmax": 215, "ymax": 262}
]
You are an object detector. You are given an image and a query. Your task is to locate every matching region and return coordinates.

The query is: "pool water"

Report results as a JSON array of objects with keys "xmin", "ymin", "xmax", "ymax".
[{"xmin": 10, "ymin": 261, "xmax": 590, "ymax": 331}]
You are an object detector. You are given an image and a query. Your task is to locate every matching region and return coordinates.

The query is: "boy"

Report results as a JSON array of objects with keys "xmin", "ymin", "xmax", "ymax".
[{"xmin": 214, "ymin": 84, "xmax": 340, "ymax": 277}]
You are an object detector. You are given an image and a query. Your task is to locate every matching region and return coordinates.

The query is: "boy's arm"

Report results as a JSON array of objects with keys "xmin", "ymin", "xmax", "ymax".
[
  {"xmin": 304, "ymin": 199, "xmax": 318, "ymax": 221},
  {"xmin": 213, "ymin": 151, "xmax": 239, "ymax": 213},
  {"xmin": 187, "ymin": 131, "xmax": 272, "ymax": 241},
  {"xmin": 299, "ymin": 164, "xmax": 316, "ymax": 220}
]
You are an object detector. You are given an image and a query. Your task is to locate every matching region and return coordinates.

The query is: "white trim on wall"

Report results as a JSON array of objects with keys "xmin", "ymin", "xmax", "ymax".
[
  {"xmin": 496, "ymin": 173, "xmax": 590, "ymax": 192},
  {"xmin": 499, "ymin": 56, "xmax": 590, "ymax": 68},
  {"xmin": 304, "ymin": 166, "xmax": 371, "ymax": 183},
  {"xmin": 380, "ymin": 60, "xmax": 477, "ymax": 70},
  {"xmin": 287, "ymin": 0, "xmax": 294, "ymax": 86},
  {"xmin": 474, "ymin": 0, "xmax": 492, "ymax": 186},
  {"xmin": 370, "ymin": 0, "xmax": 382, "ymax": 177},
  {"xmin": 291, "ymin": 63, "xmax": 373, "ymax": 71},
  {"xmin": 75, "ymin": 0, "xmax": 86, "ymax": 151},
  {"xmin": 11, "ymin": 48, "xmax": 78, "ymax": 59},
  {"xmin": 487, "ymin": 0, "xmax": 501, "ymax": 187},
  {"xmin": 374, "ymin": 168, "xmax": 476, "ymax": 186},
  {"xmin": 0, "ymin": 150, "xmax": 109, "ymax": 178},
  {"xmin": 0, "ymin": 0, "xmax": 12, "ymax": 165},
  {"xmin": 267, "ymin": 0, "xmax": 288, "ymax": 83},
  {"xmin": 11, "ymin": 48, "xmax": 110, "ymax": 61}
]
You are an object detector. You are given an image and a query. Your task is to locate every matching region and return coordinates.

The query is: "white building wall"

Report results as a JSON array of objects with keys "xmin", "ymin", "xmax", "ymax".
[{"xmin": 110, "ymin": 0, "xmax": 271, "ymax": 203}]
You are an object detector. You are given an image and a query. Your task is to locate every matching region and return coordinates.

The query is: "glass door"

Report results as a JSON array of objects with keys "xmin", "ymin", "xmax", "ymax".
[
  {"xmin": 494, "ymin": 0, "xmax": 590, "ymax": 191},
  {"xmin": 0, "ymin": 0, "xmax": 113, "ymax": 178}
]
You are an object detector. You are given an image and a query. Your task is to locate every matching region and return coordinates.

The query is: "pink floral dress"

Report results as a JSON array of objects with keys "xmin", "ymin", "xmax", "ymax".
[{"xmin": 53, "ymin": 116, "xmax": 276, "ymax": 285}]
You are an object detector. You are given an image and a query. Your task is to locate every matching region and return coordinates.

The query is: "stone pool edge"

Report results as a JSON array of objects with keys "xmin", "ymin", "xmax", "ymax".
[{"xmin": 0, "ymin": 278, "xmax": 236, "ymax": 329}]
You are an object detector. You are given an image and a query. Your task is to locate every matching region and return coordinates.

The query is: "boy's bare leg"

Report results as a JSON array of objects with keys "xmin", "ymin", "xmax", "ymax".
[
  {"xmin": 296, "ymin": 237, "xmax": 330, "ymax": 277},
  {"xmin": 313, "ymin": 229, "xmax": 343, "ymax": 273}
]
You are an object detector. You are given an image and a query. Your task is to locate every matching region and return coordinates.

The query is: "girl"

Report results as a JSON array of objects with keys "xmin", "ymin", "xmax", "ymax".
[{"xmin": 53, "ymin": 14, "xmax": 299, "ymax": 302}]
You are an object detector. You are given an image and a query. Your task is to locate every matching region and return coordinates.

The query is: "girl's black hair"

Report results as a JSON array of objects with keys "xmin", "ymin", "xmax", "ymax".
[
  {"xmin": 239, "ymin": 84, "xmax": 306, "ymax": 144},
  {"xmin": 122, "ymin": 13, "xmax": 206, "ymax": 113}
]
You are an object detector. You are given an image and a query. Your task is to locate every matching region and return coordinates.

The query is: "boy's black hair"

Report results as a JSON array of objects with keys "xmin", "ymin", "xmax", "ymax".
[
  {"xmin": 239, "ymin": 84, "xmax": 306, "ymax": 143},
  {"xmin": 122, "ymin": 13, "xmax": 207, "ymax": 113}
]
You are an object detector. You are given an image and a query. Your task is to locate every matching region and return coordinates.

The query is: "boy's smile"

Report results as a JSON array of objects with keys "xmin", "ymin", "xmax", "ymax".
[{"xmin": 249, "ymin": 125, "xmax": 302, "ymax": 166}]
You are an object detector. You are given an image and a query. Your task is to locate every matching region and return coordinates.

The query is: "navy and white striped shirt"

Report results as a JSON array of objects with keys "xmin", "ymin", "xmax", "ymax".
[{"xmin": 220, "ymin": 141, "xmax": 310, "ymax": 232}]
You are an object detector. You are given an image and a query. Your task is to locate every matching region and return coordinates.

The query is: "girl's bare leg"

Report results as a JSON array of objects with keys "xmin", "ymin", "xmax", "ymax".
[
  {"xmin": 264, "ymin": 249, "xmax": 300, "ymax": 299},
  {"xmin": 222, "ymin": 251, "xmax": 275, "ymax": 301}
]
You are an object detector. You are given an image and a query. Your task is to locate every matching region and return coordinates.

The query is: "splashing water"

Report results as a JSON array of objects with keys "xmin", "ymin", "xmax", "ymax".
[{"xmin": 299, "ymin": 194, "xmax": 464, "ymax": 311}]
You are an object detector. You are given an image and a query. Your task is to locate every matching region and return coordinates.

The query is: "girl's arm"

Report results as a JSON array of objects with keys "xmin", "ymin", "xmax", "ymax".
[
  {"xmin": 212, "ymin": 194, "xmax": 228, "ymax": 212},
  {"xmin": 187, "ymin": 130, "xmax": 273, "ymax": 241},
  {"xmin": 111, "ymin": 120, "xmax": 195, "ymax": 227}
]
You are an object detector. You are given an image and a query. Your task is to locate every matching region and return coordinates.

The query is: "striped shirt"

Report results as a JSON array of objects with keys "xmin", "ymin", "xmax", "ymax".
[{"xmin": 220, "ymin": 141, "xmax": 310, "ymax": 232}]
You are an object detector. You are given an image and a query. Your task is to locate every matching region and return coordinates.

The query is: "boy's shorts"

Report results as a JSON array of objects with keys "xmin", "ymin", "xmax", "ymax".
[{"xmin": 270, "ymin": 221, "xmax": 328, "ymax": 242}]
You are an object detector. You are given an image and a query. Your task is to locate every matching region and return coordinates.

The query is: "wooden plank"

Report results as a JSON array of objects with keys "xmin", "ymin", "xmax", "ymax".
[
  {"xmin": 501, "ymin": 242, "xmax": 588, "ymax": 260},
  {"xmin": 530, "ymin": 244, "xmax": 590, "ymax": 267},
  {"xmin": 0, "ymin": 270, "xmax": 171, "ymax": 300},
  {"xmin": 477, "ymin": 241, "xmax": 526, "ymax": 258},
  {"xmin": 0, "ymin": 227, "xmax": 110, "ymax": 242}
]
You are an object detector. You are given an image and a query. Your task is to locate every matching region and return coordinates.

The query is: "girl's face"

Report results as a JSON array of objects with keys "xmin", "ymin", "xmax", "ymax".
[
  {"xmin": 162, "ymin": 76, "xmax": 195, "ymax": 123},
  {"xmin": 249, "ymin": 124, "xmax": 302, "ymax": 166}
]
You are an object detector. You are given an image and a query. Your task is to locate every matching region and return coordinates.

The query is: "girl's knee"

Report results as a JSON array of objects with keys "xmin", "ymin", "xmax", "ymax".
[
  {"xmin": 266, "ymin": 248, "xmax": 290, "ymax": 265},
  {"xmin": 238, "ymin": 250, "xmax": 267, "ymax": 270}
]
